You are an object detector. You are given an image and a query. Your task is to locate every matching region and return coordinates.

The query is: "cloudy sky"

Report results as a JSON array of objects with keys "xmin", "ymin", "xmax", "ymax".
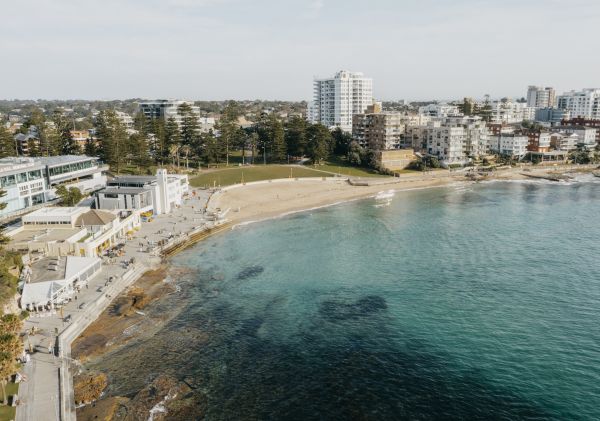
[{"xmin": 1, "ymin": 0, "xmax": 599, "ymax": 101}]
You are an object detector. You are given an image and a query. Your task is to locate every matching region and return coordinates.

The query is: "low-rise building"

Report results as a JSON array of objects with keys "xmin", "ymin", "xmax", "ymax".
[
  {"xmin": 552, "ymin": 126, "xmax": 597, "ymax": 149},
  {"xmin": 527, "ymin": 131, "xmax": 552, "ymax": 152},
  {"xmin": 7, "ymin": 206, "xmax": 141, "ymax": 257},
  {"xmin": 549, "ymin": 133, "xmax": 578, "ymax": 151},
  {"xmin": 19, "ymin": 256, "xmax": 102, "ymax": 311},
  {"xmin": 95, "ymin": 169, "xmax": 188, "ymax": 215},
  {"xmin": 488, "ymin": 133, "xmax": 529, "ymax": 158},
  {"xmin": 560, "ymin": 118, "xmax": 600, "ymax": 143}
]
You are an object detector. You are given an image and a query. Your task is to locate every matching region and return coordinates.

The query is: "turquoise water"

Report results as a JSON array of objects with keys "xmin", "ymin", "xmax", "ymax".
[{"xmin": 98, "ymin": 177, "xmax": 600, "ymax": 420}]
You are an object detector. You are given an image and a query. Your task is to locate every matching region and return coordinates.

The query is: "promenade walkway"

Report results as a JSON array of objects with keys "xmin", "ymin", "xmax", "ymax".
[{"xmin": 16, "ymin": 189, "xmax": 218, "ymax": 421}]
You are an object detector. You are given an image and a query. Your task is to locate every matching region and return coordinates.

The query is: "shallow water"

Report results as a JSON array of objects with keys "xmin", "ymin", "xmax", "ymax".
[{"xmin": 92, "ymin": 176, "xmax": 600, "ymax": 420}]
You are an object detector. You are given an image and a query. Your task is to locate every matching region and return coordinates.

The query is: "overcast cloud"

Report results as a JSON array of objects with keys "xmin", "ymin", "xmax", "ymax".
[{"xmin": 0, "ymin": 0, "xmax": 598, "ymax": 100}]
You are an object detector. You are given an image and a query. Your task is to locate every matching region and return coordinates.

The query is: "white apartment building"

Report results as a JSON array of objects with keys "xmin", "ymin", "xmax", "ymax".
[
  {"xmin": 309, "ymin": 70, "xmax": 373, "ymax": 132},
  {"xmin": 557, "ymin": 89, "xmax": 600, "ymax": 119},
  {"xmin": 489, "ymin": 101, "xmax": 535, "ymax": 124},
  {"xmin": 425, "ymin": 116, "xmax": 489, "ymax": 166},
  {"xmin": 527, "ymin": 86, "xmax": 556, "ymax": 108},
  {"xmin": 418, "ymin": 104, "xmax": 461, "ymax": 118},
  {"xmin": 488, "ymin": 134, "xmax": 529, "ymax": 158}
]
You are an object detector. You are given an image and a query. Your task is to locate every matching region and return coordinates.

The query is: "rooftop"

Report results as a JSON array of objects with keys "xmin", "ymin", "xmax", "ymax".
[
  {"xmin": 100, "ymin": 187, "xmax": 152, "ymax": 195},
  {"xmin": 76, "ymin": 209, "xmax": 117, "ymax": 226},
  {"xmin": 37, "ymin": 155, "xmax": 99, "ymax": 166},
  {"xmin": 9, "ymin": 227, "xmax": 84, "ymax": 245}
]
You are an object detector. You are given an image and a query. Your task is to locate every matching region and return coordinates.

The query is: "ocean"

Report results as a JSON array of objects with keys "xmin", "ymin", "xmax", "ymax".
[{"xmin": 89, "ymin": 176, "xmax": 600, "ymax": 420}]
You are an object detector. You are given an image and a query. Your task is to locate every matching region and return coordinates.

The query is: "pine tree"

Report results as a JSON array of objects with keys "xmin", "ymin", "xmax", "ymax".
[
  {"xmin": 95, "ymin": 110, "xmax": 128, "ymax": 174},
  {"xmin": 268, "ymin": 114, "xmax": 286, "ymax": 162},
  {"xmin": 306, "ymin": 124, "xmax": 333, "ymax": 163},
  {"xmin": 53, "ymin": 110, "xmax": 80, "ymax": 155},
  {"xmin": 285, "ymin": 116, "xmax": 307, "ymax": 157},
  {"xmin": 217, "ymin": 101, "xmax": 241, "ymax": 166},
  {"xmin": 164, "ymin": 117, "xmax": 180, "ymax": 165},
  {"xmin": 0, "ymin": 126, "xmax": 15, "ymax": 158}
]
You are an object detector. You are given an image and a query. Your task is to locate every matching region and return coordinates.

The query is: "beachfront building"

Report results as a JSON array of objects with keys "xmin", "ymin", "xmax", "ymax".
[
  {"xmin": 560, "ymin": 118, "xmax": 600, "ymax": 144},
  {"xmin": 308, "ymin": 70, "xmax": 373, "ymax": 133},
  {"xmin": 488, "ymin": 134, "xmax": 529, "ymax": 158},
  {"xmin": 527, "ymin": 86, "xmax": 556, "ymax": 108},
  {"xmin": 557, "ymin": 89, "xmax": 600, "ymax": 119},
  {"xmin": 549, "ymin": 133, "xmax": 579, "ymax": 151},
  {"xmin": 39, "ymin": 155, "xmax": 107, "ymax": 194},
  {"xmin": 0, "ymin": 157, "xmax": 48, "ymax": 219},
  {"xmin": 424, "ymin": 116, "xmax": 490, "ymax": 166},
  {"xmin": 527, "ymin": 131, "xmax": 552, "ymax": 152},
  {"xmin": 7, "ymin": 206, "xmax": 141, "ymax": 257},
  {"xmin": 0, "ymin": 155, "xmax": 107, "ymax": 221},
  {"xmin": 20, "ymin": 256, "xmax": 102, "ymax": 311},
  {"xmin": 95, "ymin": 169, "xmax": 189, "ymax": 215},
  {"xmin": 352, "ymin": 111, "xmax": 407, "ymax": 150},
  {"xmin": 551, "ymin": 126, "xmax": 597, "ymax": 150}
]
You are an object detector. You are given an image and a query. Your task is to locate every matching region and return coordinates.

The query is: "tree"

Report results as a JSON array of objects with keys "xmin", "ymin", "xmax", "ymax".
[
  {"xmin": 53, "ymin": 110, "xmax": 80, "ymax": 155},
  {"xmin": 95, "ymin": 110, "xmax": 128, "ymax": 174},
  {"xmin": 217, "ymin": 101, "xmax": 241, "ymax": 166},
  {"xmin": 285, "ymin": 116, "xmax": 307, "ymax": 157},
  {"xmin": 0, "ymin": 126, "xmax": 15, "ymax": 158},
  {"xmin": 332, "ymin": 127, "xmax": 352, "ymax": 156},
  {"xmin": 201, "ymin": 130, "xmax": 220, "ymax": 164},
  {"xmin": 164, "ymin": 117, "xmax": 181, "ymax": 165},
  {"xmin": 178, "ymin": 103, "xmax": 200, "ymax": 155},
  {"xmin": 347, "ymin": 141, "xmax": 363, "ymax": 166},
  {"xmin": 55, "ymin": 185, "xmax": 84, "ymax": 206},
  {"xmin": 306, "ymin": 124, "xmax": 333, "ymax": 163},
  {"xmin": 267, "ymin": 114, "xmax": 286, "ymax": 162}
]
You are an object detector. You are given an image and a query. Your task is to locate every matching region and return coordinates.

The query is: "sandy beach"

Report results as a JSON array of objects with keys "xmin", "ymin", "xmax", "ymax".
[
  {"xmin": 210, "ymin": 176, "xmax": 457, "ymax": 225},
  {"xmin": 211, "ymin": 164, "xmax": 597, "ymax": 226}
]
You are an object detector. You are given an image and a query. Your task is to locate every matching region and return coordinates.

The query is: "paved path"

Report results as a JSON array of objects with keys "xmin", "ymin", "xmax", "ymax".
[{"xmin": 16, "ymin": 188, "xmax": 218, "ymax": 421}]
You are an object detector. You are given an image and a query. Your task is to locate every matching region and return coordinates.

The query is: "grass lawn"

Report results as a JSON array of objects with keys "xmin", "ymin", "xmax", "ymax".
[
  {"xmin": 0, "ymin": 382, "xmax": 19, "ymax": 421},
  {"xmin": 190, "ymin": 165, "xmax": 332, "ymax": 187},
  {"xmin": 315, "ymin": 156, "xmax": 389, "ymax": 178}
]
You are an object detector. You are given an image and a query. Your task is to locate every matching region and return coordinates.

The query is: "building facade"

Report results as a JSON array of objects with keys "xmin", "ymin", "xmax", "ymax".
[
  {"xmin": 557, "ymin": 89, "xmax": 600, "ymax": 119},
  {"xmin": 424, "ymin": 116, "xmax": 490, "ymax": 166},
  {"xmin": 527, "ymin": 86, "xmax": 556, "ymax": 108},
  {"xmin": 352, "ymin": 112, "xmax": 407, "ymax": 150},
  {"xmin": 309, "ymin": 70, "xmax": 373, "ymax": 132},
  {"xmin": 95, "ymin": 170, "xmax": 189, "ymax": 215},
  {"xmin": 0, "ymin": 155, "xmax": 107, "ymax": 220},
  {"xmin": 488, "ymin": 134, "xmax": 529, "ymax": 158}
]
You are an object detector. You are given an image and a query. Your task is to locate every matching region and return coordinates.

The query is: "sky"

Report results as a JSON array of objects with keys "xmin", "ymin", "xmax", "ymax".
[{"xmin": 1, "ymin": 0, "xmax": 599, "ymax": 101}]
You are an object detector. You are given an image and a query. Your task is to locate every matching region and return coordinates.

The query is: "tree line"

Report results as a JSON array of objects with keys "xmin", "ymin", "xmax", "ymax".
[{"xmin": 94, "ymin": 101, "xmax": 355, "ymax": 173}]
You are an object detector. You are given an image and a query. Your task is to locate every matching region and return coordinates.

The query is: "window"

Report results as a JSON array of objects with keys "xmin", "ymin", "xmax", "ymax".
[{"xmin": 17, "ymin": 172, "xmax": 27, "ymax": 183}]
